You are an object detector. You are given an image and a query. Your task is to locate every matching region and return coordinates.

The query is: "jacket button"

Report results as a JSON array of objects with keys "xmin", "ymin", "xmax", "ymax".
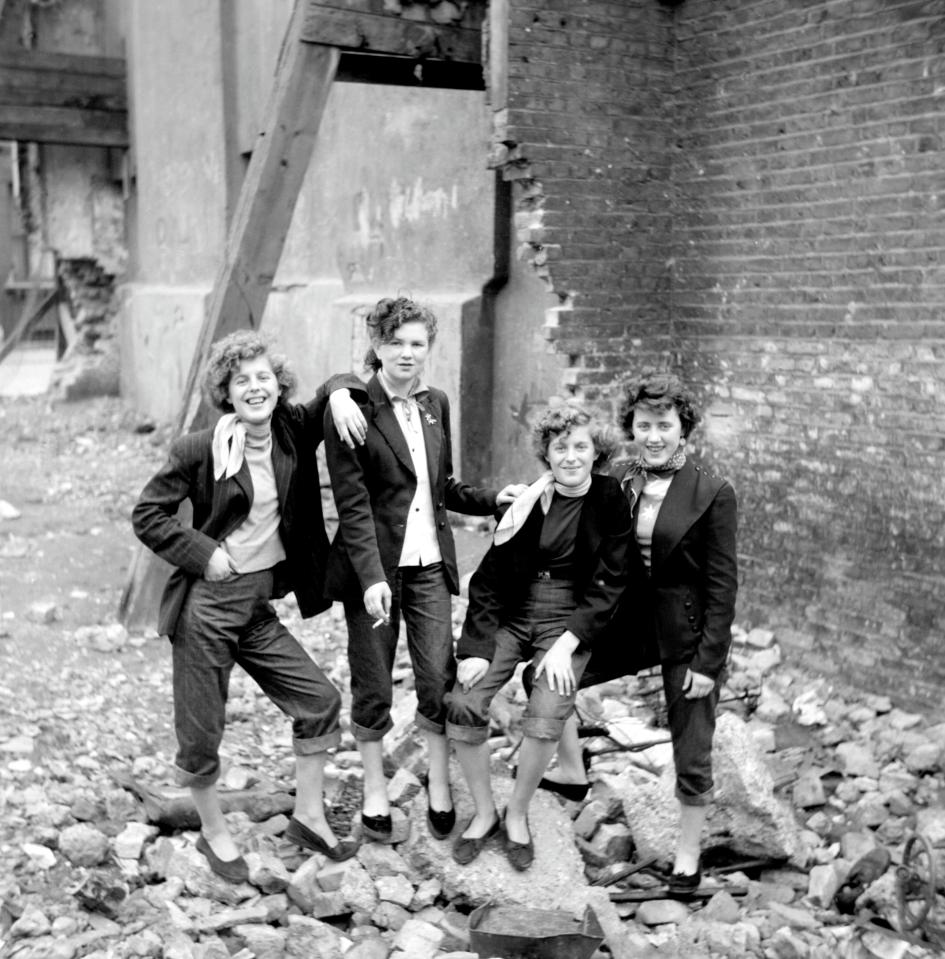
[
  {"xmin": 687, "ymin": 615, "xmax": 696, "ymax": 623},
  {"xmin": 438, "ymin": 522, "xmax": 446, "ymax": 529},
  {"xmin": 684, "ymin": 600, "xmax": 692, "ymax": 609},
  {"xmin": 437, "ymin": 501, "xmax": 443, "ymax": 509},
  {"xmin": 691, "ymin": 625, "xmax": 700, "ymax": 633}
]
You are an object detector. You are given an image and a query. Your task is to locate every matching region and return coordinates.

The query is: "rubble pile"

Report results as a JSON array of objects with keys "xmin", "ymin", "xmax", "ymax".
[
  {"xmin": 1, "ymin": 397, "xmax": 944, "ymax": 958},
  {"xmin": 2, "ymin": 612, "xmax": 945, "ymax": 959}
]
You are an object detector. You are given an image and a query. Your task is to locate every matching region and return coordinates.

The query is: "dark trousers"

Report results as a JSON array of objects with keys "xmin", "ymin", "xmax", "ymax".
[
  {"xmin": 344, "ymin": 562, "xmax": 454, "ymax": 741},
  {"xmin": 172, "ymin": 570, "xmax": 341, "ymax": 787},
  {"xmin": 445, "ymin": 578, "xmax": 590, "ymax": 744},
  {"xmin": 661, "ymin": 661, "xmax": 718, "ymax": 805}
]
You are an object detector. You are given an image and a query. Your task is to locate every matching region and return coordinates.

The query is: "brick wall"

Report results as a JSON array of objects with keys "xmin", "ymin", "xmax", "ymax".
[
  {"xmin": 495, "ymin": 0, "xmax": 678, "ymax": 420},
  {"xmin": 501, "ymin": 0, "xmax": 945, "ymax": 710},
  {"xmin": 671, "ymin": 0, "xmax": 945, "ymax": 710}
]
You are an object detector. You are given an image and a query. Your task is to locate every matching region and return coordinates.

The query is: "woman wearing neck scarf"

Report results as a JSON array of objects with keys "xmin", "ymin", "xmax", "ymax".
[
  {"xmin": 443, "ymin": 404, "xmax": 632, "ymax": 871},
  {"xmin": 322, "ymin": 297, "xmax": 525, "ymax": 845},
  {"xmin": 540, "ymin": 370, "xmax": 738, "ymax": 896},
  {"xmin": 132, "ymin": 331, "xmax": 369, "ymax": 881}
]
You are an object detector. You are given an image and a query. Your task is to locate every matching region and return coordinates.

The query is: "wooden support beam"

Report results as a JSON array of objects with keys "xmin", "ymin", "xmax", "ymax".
[
  {"xmin": 336, "ymin": 51, "xmax": 483, "ymax": 89},
  {"xmin": 0, "ymin": 49, "xmax": 128, "ymax": 146},
  {"xmin": 119, "ymin": 0, "xmax": 340, "ymax": 630},
  {"xmin": 302, "ymin": 0, "xmax": 484, "ymax": 63}
]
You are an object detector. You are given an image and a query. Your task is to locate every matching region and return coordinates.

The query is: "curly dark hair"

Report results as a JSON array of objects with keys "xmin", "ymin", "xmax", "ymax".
[
  {"xmin": 531, "ymin": 404, "xmax": 619, "ymax": 470},
  {"xmin": 620, "ymin": 369, "xmax": 701, "ymax": 439},
  {"xmin": 363, "ymin": 296, "xmax": 438, "ymax": 371},
  {"xmin": 203, "ymin": 330, "xmax": 297, "ymax": 412}
]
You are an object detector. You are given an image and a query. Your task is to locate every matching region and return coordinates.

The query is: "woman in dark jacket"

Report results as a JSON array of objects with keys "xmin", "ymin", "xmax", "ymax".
[
  {"xmin": 444, "ymin": 404, "xmax": 632, "ymax": 871},
  {"xmin": 547, "ymin": 371, "xmax": 737, "ymax": 895},
  {"xmin": 323, "ymin": 297, "xmax": 523, "ymax": 844},
  {"xmin": 132, "ymin": 331, "xmax": 368, "ymax": 879}
]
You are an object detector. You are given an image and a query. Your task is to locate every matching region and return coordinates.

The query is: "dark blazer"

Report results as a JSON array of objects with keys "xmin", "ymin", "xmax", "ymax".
[
  {"xmin": 629, "ymin": 458, "xmax": 738, "ymax": 680},
  {"xmin": 323, "ymin": 375, "xmax": 497, "ymax": 600},
  {"xmin": 132, "ymin": 374, "xmax": 364, "ymax": 637},
  {"xmin": 457, "ymin": 473, "xmax": 633, "ymax": 661}
]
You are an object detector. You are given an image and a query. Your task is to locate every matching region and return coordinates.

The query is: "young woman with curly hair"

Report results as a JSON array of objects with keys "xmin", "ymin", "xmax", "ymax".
[
  {"xmin": 322, "ymin": 296, "xmax": 525, "ymax": 845},
  {"xmin": 443, "ymin": 403, "xmax": 633, "ymax": 871},
  {"xmin": 132, "ymin": 330, "xmax": 368, "ymax": 879},
  {"xmin": 543, "ymin": 370, "xmax": 738, "ymax": 896}
]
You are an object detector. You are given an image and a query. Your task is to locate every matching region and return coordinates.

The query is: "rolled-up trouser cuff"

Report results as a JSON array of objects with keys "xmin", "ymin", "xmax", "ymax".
[
  {"xmin": 415, "ymin": 711, "xmax": 444, "ymax": 736},
  {"xmin": 294, "ymin": 728, "xmax": 342, "ymax": 755},
  {"xmin": 175, "ymin": 763, "xmax": 219, "ymax": 789},
  {"xmin": 352, "ymin": 717, "xmax": 394, "ymax": 742},
  {"xmin": 522, "ymin": 716, "xmax": 566, "ymax": 741},
  {"xmin": 446, "ymin": 720, "xmax": 490, "ymax": 745},
  {"xmin": 676, "ymin": 784, "xmax": 713, "ymax": 806}
]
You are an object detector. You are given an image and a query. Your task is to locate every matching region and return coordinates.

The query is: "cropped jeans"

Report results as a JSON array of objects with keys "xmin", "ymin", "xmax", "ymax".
[
  {"xmin": 445, "ymin": 577, "xmax": 590, "ymax": 745},
  {"xmin": 344, "ymin": 562, "xmax": 455, "ymax": 741},
  {"xmin": 171, "ymin": 569, "xmax": 341, "ymax": 788}
]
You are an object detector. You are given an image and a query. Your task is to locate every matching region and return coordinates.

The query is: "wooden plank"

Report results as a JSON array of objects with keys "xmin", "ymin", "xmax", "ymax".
[
  {"xmin": 307, "ymin": 0, "xmax": 485, "ymax": 30},
  {"xmin": 0, "ymin": 104, "xmax": 127, "ymax": 147},
  {"xmin": 0, "ymin": 47, "xmax": 125, "ymax": 78},
  {"xmin": 119, "ymin": 0, "xmax": 339, "ymax": 631},
  {"xmin": 301, "ymin": 5, "xmax": 481, "ymax": 62},
  {"xmin": 336, "ymin": 51, "xmax": 483, "ymax": 89},
  {"xmin": 0, "ymin": 284, "xmax": 57, "ymax": 365},
  {"xmin": 0, "ymin": 50, "xmax": 127, "ymax": 146},
  {"xmin": 175, "ymin": 33, "xmax": 340, "ymax": 433}
]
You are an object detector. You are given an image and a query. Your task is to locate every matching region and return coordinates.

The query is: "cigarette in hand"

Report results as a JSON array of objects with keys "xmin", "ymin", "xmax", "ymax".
[{"xmin": 372, "ymin": 618, "xmax": 386, "ymax": 629}]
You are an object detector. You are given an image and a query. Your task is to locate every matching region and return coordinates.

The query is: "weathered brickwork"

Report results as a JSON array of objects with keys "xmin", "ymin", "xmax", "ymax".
[
  {"xmin": 502, "ymin": 0, "xmax": 945, "ymax": 709},
  {"xmin": 495, "ymin": 0, "xmax": 679, "ymax": 420}
]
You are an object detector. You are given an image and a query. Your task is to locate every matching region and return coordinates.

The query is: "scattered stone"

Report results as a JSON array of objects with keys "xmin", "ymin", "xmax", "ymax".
[
  {"xmin": 636, "ymin": 898, "xmax": 691, "ymax": 925},
  {"xmin": 0, "ymin": 499, "xmax": 22, "ymax": 519},
  {"xmin": 26, "ymin": 600, "xmax": 61, "ymax": 624},
  {"xmin": 59, "ymin": 822, "xmax": 111, "ymax": 866}
]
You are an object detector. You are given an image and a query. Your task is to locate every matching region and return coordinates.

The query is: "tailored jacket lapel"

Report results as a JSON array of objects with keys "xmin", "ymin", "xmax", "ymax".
[
  {"xmin": 367, "ymin": 375, "xmax": 415, "ymax": 477},
  {"xmin": 270, "ymin": 420, "xmax": 295, "ymax": 528},
  {"xmin": 650, "ymin": 460, "xmax": 710, "ymax": 574},
  {"xmin": 417, "ymin": 392, "xmax": 442, "ymax": 490}
]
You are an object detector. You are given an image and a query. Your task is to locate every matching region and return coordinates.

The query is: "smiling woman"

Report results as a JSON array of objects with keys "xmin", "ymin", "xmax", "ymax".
[
  {"xmin": 322, "ymin": 296, "xmax": 525, "ymax": 846},
  {"xmin": 131, "ymin": 330, "xmax": 370, "ymax": 878},
  {"xmin": 443, "ymin": 404, "xmax": 631, "ymax": 871}
]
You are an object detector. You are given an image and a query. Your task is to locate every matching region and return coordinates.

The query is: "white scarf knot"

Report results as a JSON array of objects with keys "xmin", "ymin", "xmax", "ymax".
[
  {"xmin": 211, "ymin": 413, "xmax": 246, "ymax": 481},
  {"xmin": 493, "ymin": 470, "xmax": 592, "ymax": 545}
]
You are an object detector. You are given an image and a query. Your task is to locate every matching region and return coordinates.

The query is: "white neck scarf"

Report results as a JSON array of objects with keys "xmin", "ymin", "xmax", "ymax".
[
  {"xmin": 493, "ymin": 471, "xmax": 592, "ymax": 545},
  {"xmin": 211, "ymin": 413, "xmax": 246, "ymax": 481}
]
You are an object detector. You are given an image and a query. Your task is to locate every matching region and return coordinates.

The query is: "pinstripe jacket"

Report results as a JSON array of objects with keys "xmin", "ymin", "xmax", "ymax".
[{"xmin": 132, "ymin": 375, "xmax": 364, "ymax": 637}]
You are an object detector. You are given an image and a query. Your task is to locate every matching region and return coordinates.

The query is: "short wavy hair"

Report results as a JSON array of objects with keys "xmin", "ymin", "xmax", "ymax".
[
  {"xmin": 363, "ymin": 296, "xmax": 438, "ymax": 371},
  {"xmin": 531, "ymin": 403, "xmax": 619, "ymax": 470},
  {"xmin": 203, "ymin": 330, "xmax": 297, "ymax": 412},
  {"xmin": 620, "ymin": 369, "xmax": 701, "ymax": 439}
]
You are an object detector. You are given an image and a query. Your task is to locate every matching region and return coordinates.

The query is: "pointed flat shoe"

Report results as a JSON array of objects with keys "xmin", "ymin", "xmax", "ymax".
[
  {"xmin": 420, "ymin": 773, "xmax": 456, "ymax": 839},
  {"xmin": 513, "ymin": 765, "xmax": 590, "ymax": 802},
  {"xmin": 502, "ymin": 815, "xmax": 535, "ymax": 872},
  {"xmin": 452, "ymin": 813, "xmax": 501, "ymax": 865},
  {"xmin": 196, "ymin": 834, "xmax": 249, "ymax": 884},
  {"xmin": 360, "ymin": 811, "xmax": 393, "ymax": 843},
  {"xmin": 667, "ymin": 861, "xmax": 702, "ymax": 898},
  {"xmin": 285, "ymin": 817, "xmax": 359, "ymax": 862}
]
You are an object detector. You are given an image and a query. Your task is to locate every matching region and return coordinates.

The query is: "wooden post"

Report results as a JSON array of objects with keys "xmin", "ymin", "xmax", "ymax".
[{"xmin": 118, "ymin": 0, "xmax": 339, "ymax": 631}]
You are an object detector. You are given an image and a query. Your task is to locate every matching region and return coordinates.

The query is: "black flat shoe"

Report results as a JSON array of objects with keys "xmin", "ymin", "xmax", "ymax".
[
  {"xmin": 667, "ymin": 862, "xmax": 702, "ymax": 898},
  {"xmin": 195, "ymin": 834, "xmax": 249, "ymax": 883},
  {"xmin": 537, "ymin": 776, "xmax": 590, "ymax": 801},
  {"xmin": 512, "ymin": 765, "xmax": 590, "ymax": 802},
  {"xmin": 452, "ymin": 813, "xmax": 501, "ymax": 865},
  {"xmin": 420, "ymin": 773, "xmax": 456, "ymax": 839},
  {"xmin": 285, "ymin": 817, "xmax": 359, "ymax": 862},
  {"xmin": 361, "ymin": 811, "xmax": 393, "ymax": 842},
  {"xmin": 502, "ymin": 813, "xmax": 534, "ymax": 872}
]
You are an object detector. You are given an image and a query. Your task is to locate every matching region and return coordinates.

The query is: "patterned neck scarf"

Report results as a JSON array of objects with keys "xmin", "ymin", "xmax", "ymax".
[{"xmin": 621, "ymin": 449, "xmax": 686, "ymax": 507}]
